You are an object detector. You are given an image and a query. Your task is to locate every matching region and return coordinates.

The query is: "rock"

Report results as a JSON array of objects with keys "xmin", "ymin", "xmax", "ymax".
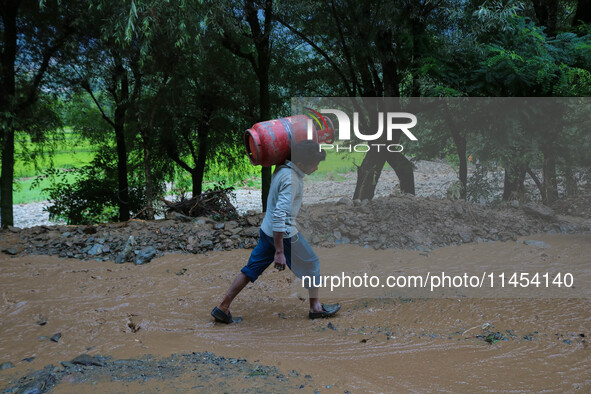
[
  {"xmin": 336, "ymin": 197, "xmax": 354, "ymax": 206},
  {"xmin": 87, "ymin": 244, "xmax": 103, "ymax": 256},
  {"xmin": 522, "ymin": 203, "xmax": 555, "ymax": 220},
  {"xmin": 214, "ymin": 222, "xmax": 225, "ymax": 230},
  {"xmin": 7, "ymin": 226, "xmax": 21, "ymax": 233},
  {"xmin": 115, "ymin": 235, "xmax": 135, "ymax": 263},
  {"xmin": 36, "ymin": 315, "xmax": 48, "ymax": 326},
  {"xmin": 199, "ymin": 239, "xmax": 213, "ymax": 248},
  {"xmin": 83, "ymin": 225, "xmax": 97, "ymax": 234},
  {"xmin": 524, "ymin": 240, "xmax": 551, "ymax": 248},
  {"xmin": 70, "ymin": 354, "xmax": 105, "ymax": 367},
  {"xmin": 59, "ymin": 361, "xmax": 75, "ymax": 368},
  {"xmin": 2, "ymin": 247, "xmax": 18, "ymax": 255},
  {"xmin": 47, "ymin": 231, "xmax": 60, "ymax": 240},
  {"xmin": 241, "ymin": 227, "xmax": 260, "ymax": 237},
  {"xmin": 458, "ymin": 230, "xmax": 473, "ymax": 243},
  {"xmin": 453, "ymin": 203, "xmax": 464, "ymax": 217},
  {"xmin": 18, "ymin": 374, "xmax": 57, "ymax": 394},
  {"xmin": 0, "ymin": 361, "xmax": 15, "ymax": 370},
  {"xmin": 135, "ymin": 246, "xmax": 157, "ymax": 265},
  {"xmin": 246, "ymin": 215, "xmax": 261, "ymax": 226},
  {"xmin": 225, "ymin": 221, "xmax": 239, "ymax": 230},
  {"xmin": 166, "ymin": 211, "xmax": 192, "ymax": 222},
  {"xmin": 50, "ymin": 333, "xmax": 62, "ymax": 343}
]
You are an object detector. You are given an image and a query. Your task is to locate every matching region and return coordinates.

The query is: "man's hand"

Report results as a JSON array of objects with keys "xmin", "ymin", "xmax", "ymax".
[
  {"xmin": 273, "ymin": 231, "xmax": 286, "ymax": 271},
  {"xmin": 274, "ymin": 251, "xmax": 286, "ymax": 271}
]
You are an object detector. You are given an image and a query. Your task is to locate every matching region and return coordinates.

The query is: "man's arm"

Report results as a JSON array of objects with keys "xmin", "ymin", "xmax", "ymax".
[
  {"xmin": 273, "ymin": 231, "xmax": 286, "ymax": 271},
  {"xmin": 272, "ymin": 169, "xmax": 290, "ymax": 271}
]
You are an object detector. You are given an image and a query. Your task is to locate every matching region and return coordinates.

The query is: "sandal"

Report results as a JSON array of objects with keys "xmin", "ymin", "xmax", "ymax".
[
  {"xmin": 309, "ymin": 303, "xmax": 341, "ymax": 319},
  {"xmin": 211, "ymin": 307, "xmax": 233, "ymax": 324}
]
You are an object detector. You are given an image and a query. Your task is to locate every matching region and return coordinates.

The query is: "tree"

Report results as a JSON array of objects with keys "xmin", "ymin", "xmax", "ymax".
[
  {"xmin": 419, "ymin": 0, "xmax": 591, "ymax": 203},
  {"xmin": 0, "ymin": 0, "xmax": 83, "ymax": 227},
  {"xmin": 71, "ymin": 0, "xmax": 202, "ymax": 221},
  {"xmin": 159, "ymin": 29, "xmax": 254, "ymax": 198},
  {"xmin": 212, "ymin": 0, "xmax": 276, "ymax": 211},
  {"xmin": 275, "ymin": 0, "xmax": 449, "ymax": 200}
]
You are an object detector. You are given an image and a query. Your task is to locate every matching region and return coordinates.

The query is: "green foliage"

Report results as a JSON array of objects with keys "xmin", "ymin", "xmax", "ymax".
[
  {"xmin": 6, "ymin": 0, "xmax": 591, "ymax": 215},
  {"xmin": 14, "ymin": 128, "xmax": 95, "ymax": 178},
  {"xmin": 466, "ymin": 165, "xmax": 503, "ymax": 204},
  {"xmin": 40, "ymin": 149, "xmax": 148, "ymax": 225}
]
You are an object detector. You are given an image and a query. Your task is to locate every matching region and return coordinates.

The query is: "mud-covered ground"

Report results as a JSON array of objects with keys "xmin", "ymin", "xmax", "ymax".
[
  {"xmin": 2, "ymin": 168, "xmax": 590, "ymax": 392},
  {"xmin": 3, "ymin": 352, "xmax": 314, "ymax": 393},
  {"xmin": 1, "ymin": 232, "xmax": 590, "ymax": 392}
]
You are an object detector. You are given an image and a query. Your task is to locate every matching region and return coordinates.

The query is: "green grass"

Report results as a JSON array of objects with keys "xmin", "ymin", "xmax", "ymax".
[
  {"xmin": 8, "ymin": 128, "xmax": 96, "ymax": 204},
  {"xmin": 14, "ymin": 129, "xmax": 95, "ymax": 178},
  {"xmin": 12, "ymin": 173, "xmax": 80, "ymax": 204},
  {"xmin": 10, "ymin": 135, "xmax": 369, "ymax": 205}
]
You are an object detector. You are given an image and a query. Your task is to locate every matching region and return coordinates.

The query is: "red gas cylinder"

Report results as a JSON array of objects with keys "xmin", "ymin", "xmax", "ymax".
[{"xmin": 244, "ymin": 114, "xmax": 334, "ymax": 166}]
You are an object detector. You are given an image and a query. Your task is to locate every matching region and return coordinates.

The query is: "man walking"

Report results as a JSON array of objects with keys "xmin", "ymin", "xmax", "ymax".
[{"xmin": 211, "ymin": 140, "xmax": 340, "ymax": 323}]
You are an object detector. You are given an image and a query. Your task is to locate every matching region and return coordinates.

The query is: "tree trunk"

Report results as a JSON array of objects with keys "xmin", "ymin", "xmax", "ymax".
[
  {"xmin": 259, "ymin": 62, "xmax": 272, "ymax": 212},
  {"xmin": 574, "ymin": 0, "xmax": 591, "ymax": 24},
  {"xmin": 0, "ymin": 1, "xmax": 18, "ymax": 228},
  {"xmin": 503, "ymin": 163, "xmax": 527, "ymax": 201},
  {"xmin": 354, "ymin": 126, "xmax": 415, "ymax": 200},
  {"xmin": 564, "ymin": 166, "xmax": 578, "ymax": 197},
  {"xmin": 0, "ymin": 128, "xmax": 15, "ymax": 227},
  {"xmin": 141, "ymin": 134, "xmax": 154, "ymax": 220},
  {"xmin": 353, "ymin": 151, "xmax": 386, "ymax": 200},
  {"xmin": 526, "ymin": 167, "xmax": 546, "ymax": 203},
  {"xmin": 532, "ymin": 0, "xmax": 559, "ymax": 36},
  {"xmin": 451, "ymin": 131, "xmax": 467, "ymax": 200},
  {"xmin": 192, "ymin": 127, "xmax": 209, "ymax": 197},
  {"xmin": 542, "ymin": 148, "xmax": 558, "ymax": 204},
  {"xmin": 114, "ymin": 112, "xmax": 130, "ymax": 222},
  {"xmin": 386, "ymin": 153, "xmax": 415, "ymax": 195}
]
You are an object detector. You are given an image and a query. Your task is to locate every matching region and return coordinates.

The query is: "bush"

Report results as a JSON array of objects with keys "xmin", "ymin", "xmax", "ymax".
[
  {"xmin": 38, "ymin": 150, "xmax": 149, "ymax": 225},
  {"xmin": 467, "ymin": 165, "xmax": 503, "ymax": 204}
]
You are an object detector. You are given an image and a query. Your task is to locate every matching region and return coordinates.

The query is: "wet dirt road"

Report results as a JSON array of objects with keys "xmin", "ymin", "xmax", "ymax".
[{"xmin": 1, "ymin": 233, "xmax": 590, "ymax": 392}]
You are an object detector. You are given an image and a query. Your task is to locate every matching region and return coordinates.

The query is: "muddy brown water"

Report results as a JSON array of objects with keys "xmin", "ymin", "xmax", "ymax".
[{"xmin": 1, "ymin": 233, "xmax": 590, "ymax": 392}]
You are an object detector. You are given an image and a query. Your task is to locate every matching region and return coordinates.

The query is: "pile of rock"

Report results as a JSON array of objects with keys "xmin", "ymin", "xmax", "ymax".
[
  {"xmin": 298, "ymin": 195, "xmax": 588, "ymax": 251},
  {"xmin": 2, "ymin": 195, "xmax": 589, "ymax": 263},
  {"xmin": 3, "ymin": 213, "xmax": 264, "ymax": 264}
]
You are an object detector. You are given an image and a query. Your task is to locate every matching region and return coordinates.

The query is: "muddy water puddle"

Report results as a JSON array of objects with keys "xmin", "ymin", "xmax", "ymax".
[{"xmin": 1, "ymin": 233, "xmax": 590, "ymax": 392}]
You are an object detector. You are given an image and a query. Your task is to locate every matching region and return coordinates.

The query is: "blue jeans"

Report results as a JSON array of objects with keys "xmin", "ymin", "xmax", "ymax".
[{"xmin": 241, "ymin": 229, "xmax": 320, "ymax": 287}]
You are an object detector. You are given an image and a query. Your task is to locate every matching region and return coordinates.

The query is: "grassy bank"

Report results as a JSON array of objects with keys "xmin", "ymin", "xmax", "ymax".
[{"xmin": 11, "ymin": 134, "xmax": 358, "ymax": 205}]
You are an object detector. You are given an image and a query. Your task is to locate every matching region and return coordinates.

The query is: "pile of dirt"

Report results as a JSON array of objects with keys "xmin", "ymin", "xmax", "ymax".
[
  {"xmin": 1, "ymin": 195, "xmax": 589, "ymax": 263},
  {"xmin": 550, "ymin": 190, "xmax": 591, "ymax": 219},
  {"xmin": 298, "ymin": 195, "xmax": 590, "ymax": 250}
]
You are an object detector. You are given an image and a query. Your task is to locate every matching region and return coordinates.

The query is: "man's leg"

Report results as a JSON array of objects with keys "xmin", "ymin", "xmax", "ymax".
[
  {"xmin": 308, "ymin": 287, "xmax": 323, "ymax": 313},
  {"xmin": 213, "ymin": 229, "xmax": 275, "ymax": 319},
  {"xmin": 286, "ymin": 234, "xmax": 338, "ymax": 316},
  {"xmin": 217, "ymin": 272, "xmax": 250, "ymax": 314}
]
